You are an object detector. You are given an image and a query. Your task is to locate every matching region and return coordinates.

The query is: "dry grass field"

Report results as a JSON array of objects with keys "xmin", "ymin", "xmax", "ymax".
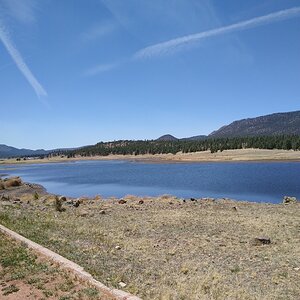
[
  {"xmin": 0, "ymin": 178, "xmax": 299, "ymax": 299},
  {"xmin": 1, "ymin": 149, "xmax": 300, "ymax": 165}
]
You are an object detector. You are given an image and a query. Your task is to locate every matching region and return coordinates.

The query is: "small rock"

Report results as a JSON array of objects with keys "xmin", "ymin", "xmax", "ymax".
[
  {"xmin": 115, "ymin": 245, "xmax": 121, "ymax": 250},
  {"xmin": 138, "ymin": 200, "xmax": 144, "ymax": 204},
  {"xmin": 0, "ymin": 195, "xmax": 10, "ymax": 201},
  {"xmin": 181, "ymin": 267, "xmax": 189, "ymax": 275},
  {"xmin": 190, "ymin": 198, "xmax": 196, "ymax": 202},
  {"xmin": 252, "ymin": 237, "xmax": 271, "ymax": 246},
  {"xmin": 118, "ymin": 199, "xmax": 127, "ymax": 204},
  {"xmin": 283, "ymin": 196, "xmax": 297, "ymax": 204},
  {"xmin": 59, "ymin": 196, "xmax": 67, "ymax": 202},
  {"xmin": 65, "ymin": 200, "xmax": 74, "ymax": 206},
  {"xmin": 79, "ymin": 210, "xmax": 88, "ymax": 217},
  {"xmin": 73, "ymin": 199, "xmax": 80, "ymax": 207},
  {"xmin": 232, "ymin": 206, "xmax": 237, "ymax": 211},
  {"xmin": 294, "ymin": 267, "xmax": 300, "ymax": 271},
  {"xmin": 99, "ymin": 210, "xmax": 106, "ymax": 214},
  {"xmin": 119, "ymin": 282, "xmax": 127, "ymax": 288}
]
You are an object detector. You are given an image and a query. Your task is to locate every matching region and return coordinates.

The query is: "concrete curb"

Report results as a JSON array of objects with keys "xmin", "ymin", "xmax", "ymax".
[{"xmin": 0, "ymin": 224, "xmax": 141, "ymax": 300}]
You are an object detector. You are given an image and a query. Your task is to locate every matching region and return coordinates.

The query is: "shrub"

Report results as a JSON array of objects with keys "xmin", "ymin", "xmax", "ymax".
[
  {"xmin": 54, "ymin": 196, "xmax": 65, "ymax": 212},
  {"xmin": 4, "ymin": 177, "xmax": 22, "ymax": 188},
  {"xmin": 0, "ymin": 181, "xmax": 5, "ymax": 190}
]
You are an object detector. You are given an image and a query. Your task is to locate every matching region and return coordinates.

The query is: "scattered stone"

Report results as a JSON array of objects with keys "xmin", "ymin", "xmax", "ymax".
[
  {"xmin": 190, "ymin": 198, "xmax": 196, "ymax": 202},
  {"xmin": 182, "ymin": 199, "xmax": 186, "ymax": 203},
  {"xmin": 119, "ymin": 282, "xmax": 127, "ymax": 288},
  {"xmin": 79, "ymin": 210, "xmax": 88, "ymax": 217},
  {"xmin": 1, "ymin": 194, "xmax": 10, "ymax": 201},
  {"xmin": 59, "ymin": 196, "xmax": 67, "ymax": 202},
  {"xmin": 73, "ymin": 199, "xmax": 80, "ymax": 207},
  {"xmin": 283, "ymin": 196, "xmax": 297, "ymax": 204},
  {"xmin": 294, "ymin": 267, "xmax": 299, "ymax": 271},
  {"xmin": 181, "ymin": 267, "xmax": 189, "ymax": 275},
  {"xmin": 232, "ymin": 206, "xmax": 237, "ymax": 211},
  {"xmin": 99, "ymin": 210, "xmax": 106, "ymax": 214},
  {"xmin": 118, "ymin": 199, "xmax": 127, "ymax": 204},
  {"xmin": 252, "ymin": 237, "xmax": 271, "ymax": 246},
  {"xmin": 138, "ymin": 200, "xmax": 144, "ymax": 205},
  {"xmin": 115, "ymin": 245, "xmax": 121, "ymax": 250}
]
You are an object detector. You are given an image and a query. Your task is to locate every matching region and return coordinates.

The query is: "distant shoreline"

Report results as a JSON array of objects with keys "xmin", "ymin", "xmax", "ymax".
[{"xmin": 1, "ymin": 148, "xmax": 300, "ymax": 165}]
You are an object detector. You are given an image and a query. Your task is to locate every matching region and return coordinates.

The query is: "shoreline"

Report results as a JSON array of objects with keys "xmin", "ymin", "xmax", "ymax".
[
  {"xmin": 1, "ymin": 148, "xmax": 300, "ymax": 165},
  {"xmin": 0, "ymin": 176, "xmax": 296, "ymax": 206}
]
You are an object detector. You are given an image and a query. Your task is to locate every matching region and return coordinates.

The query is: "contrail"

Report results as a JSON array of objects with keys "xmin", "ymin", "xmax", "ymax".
[
  {"xmin": 134, "ymin": 6, "xmax": 300, "ymax": 59},
  {"xmin": 0, "ymin": 21, "xmax": 47, "ymax": 98}
]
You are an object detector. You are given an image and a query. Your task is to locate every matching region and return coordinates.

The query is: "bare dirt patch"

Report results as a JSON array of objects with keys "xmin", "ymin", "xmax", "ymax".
[{"xmin": 0, "ymin": 233, "xmax": 114, "ymax": 300}]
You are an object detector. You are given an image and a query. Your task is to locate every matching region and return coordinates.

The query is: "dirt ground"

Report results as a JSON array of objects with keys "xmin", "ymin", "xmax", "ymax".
[
  {"xmin": 0, "ymin": 233, "xmax": 114, "ymax": 300},
  {"xmin": 0, "ymin": 178, "xmax": 300, "ymax": 299}
]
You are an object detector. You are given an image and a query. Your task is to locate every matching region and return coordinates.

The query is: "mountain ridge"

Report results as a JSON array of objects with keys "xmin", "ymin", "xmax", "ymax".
[
  {"xmin": 2, "ymin": 110, "xmax": 300, "ymax": 158},
  {"xmin": 209, "ymin": 110, "xmax": 300, "ymax": 138}
]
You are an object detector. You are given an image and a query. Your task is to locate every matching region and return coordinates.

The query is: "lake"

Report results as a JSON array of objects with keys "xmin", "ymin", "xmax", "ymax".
[{"xmin": 1, "ymin": 160, "xmax": 300, "ymax": 203}]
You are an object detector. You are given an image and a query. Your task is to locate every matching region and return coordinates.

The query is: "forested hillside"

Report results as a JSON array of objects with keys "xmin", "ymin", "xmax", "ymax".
[{"xmin": 69, "ymin": 135, "xmax": 300, "ymax": 157}]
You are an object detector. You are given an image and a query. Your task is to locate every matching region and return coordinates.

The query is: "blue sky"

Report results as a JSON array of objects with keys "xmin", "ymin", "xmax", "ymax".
[{"xmin": 0, "ymin": 0, "xmax": 300, "ymax": 149}]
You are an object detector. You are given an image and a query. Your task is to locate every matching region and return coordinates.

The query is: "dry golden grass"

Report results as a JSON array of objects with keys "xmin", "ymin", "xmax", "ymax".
[
  {"xmin": 1, "ymin": 149, "xmax": 300, "ymax": 165},
  {"xmin": 0, "ymin": 184, "xmax": 300, "ymax": 299}
]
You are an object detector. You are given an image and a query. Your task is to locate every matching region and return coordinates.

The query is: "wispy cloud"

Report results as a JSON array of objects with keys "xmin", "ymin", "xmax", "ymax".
[
  {"xmin": 0, "ymin": 0, "xmax": 38, "ymax": 24},
  {"xmin": 84, "ymin": 62, "xmax": 119, "ymax": 76},
  {"xmin": 81, "ymin": 21, "xmax": 116, "ymax": 42},
  {"xmin": 134, "ymin": 6, "xmax": 300, "ymax": 59},
  {"xmin": 84, "ymin": 6, "xmax": 300, "ymax": 77},
  {"xmin": 0, "ymin": 21, "xmax": 47, "ymax": 98}
]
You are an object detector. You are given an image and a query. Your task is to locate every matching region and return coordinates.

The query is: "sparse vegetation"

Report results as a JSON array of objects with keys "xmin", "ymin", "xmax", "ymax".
[
  {"xmin": 2, "ymin": 284, "xmax": 19, "ymax": 296},
  {"xmin": 0, "ymin": 232, "xmax": 112, "ymax": 299},
  {"xmin": 55, "ymin": 195, "xmax": 66, "ymax": 212},
  {"xmin": 34, "ymin": 191, "xmax": 39, "ymax": 200}
]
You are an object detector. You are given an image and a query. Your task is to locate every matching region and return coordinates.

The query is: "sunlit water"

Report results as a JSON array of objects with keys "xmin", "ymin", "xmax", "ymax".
[{"xmin": 1, "ymin": 160, "xmax": 300, "ymax": 203}]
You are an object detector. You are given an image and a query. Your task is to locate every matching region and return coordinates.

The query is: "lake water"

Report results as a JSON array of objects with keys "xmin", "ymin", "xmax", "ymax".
[{"xmin": 1, "ymin": 160, "xmax": 300, "ymax": 203}]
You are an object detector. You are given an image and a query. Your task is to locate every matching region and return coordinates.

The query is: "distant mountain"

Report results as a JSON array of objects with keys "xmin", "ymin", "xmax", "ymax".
[
  {"xmin": 3, "ymin": 111, "xmax": 300, "ymax": 158},
  {"xmin": 0, "ymin": 144, "xmax": 83, "ymax": 159},
  {"xmin": 157, "ymin": 134, "xmax": 178, "ymax": 141},
  {"xmin": 181, "ymin": 135, "xmax": 207, "ymax": 141},
  {"xmin": 209, "ymin": 111, "xmax": 300, "ymax": 138},
  {"xmin": 0, "ymin": 144, "xmax": 49, "ymax": 159}
]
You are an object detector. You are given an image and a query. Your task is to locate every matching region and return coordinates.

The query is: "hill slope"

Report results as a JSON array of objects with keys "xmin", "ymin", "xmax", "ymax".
[
  {"xmin": 209, "ymin": 111, "xmax": 300, "ymax": 138},
  {"xmin": 157, "ymin": 134, "xmax": 178, "ymax": 141},
  {"xmin": 0, "ymin": 144, "xmax": 49, "ymax": 159}
]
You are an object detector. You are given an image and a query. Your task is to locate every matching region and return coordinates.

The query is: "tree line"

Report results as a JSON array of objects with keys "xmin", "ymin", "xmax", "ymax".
[{"xmin": 66, "ymin": 135, "xmax": 300, "ymax": 157}]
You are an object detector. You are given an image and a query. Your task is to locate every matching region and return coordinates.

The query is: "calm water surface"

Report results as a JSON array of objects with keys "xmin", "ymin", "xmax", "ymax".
[{"xmin": 1, "ymin": 160, "xmax": 300, "ymax": 203}]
